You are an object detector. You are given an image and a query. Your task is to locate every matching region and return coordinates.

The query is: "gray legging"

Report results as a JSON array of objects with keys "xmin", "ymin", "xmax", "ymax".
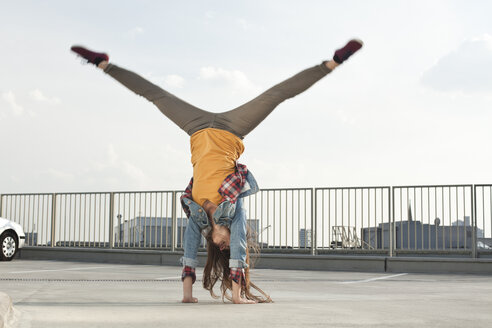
[{"xmin": 104, "ymin": 62, "xmax": 332, "ymax": 139}]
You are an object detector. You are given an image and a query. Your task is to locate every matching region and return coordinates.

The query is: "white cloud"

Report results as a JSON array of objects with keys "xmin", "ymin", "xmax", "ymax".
[
  {"xmin": 237, "ymin": 18, "xmax": 252, "ymax": 30},
  {"xmin": 129, "ymin": 26, "xmax": 144, "ymax": 39},
  {"xmin": 2, "ymin": 91, "xmax": 24, "ymax": 115},
  {"xmin": 47, "ymin": 168, "xmax": 75, "ymax": 181},
  {"xmin": 199, "ymin": 66, "xmax": 260, "ymax": 94},
  {"xmin": 91, "ymin": 144, "xmax": 148, "ymax": 185},
  {"xmin": 421, "ymin": 34, "xmax": 492, "ymax": 93},
  {"xmin": 144, "ymin": 72, "xmax": 185, "ymax": 89},
  {"xmin": 89, "ymin": 144, "xmax": 149, "ymax": 188},
  {"xmin": 336, "ymin": 109, "xmax": 356, "ymax": 126},
  {"xmin": 164, "ymin": 74, "xmax": 185, "ymax": 88},
  {"xmin": 30, "ymin": 89, "xmax": 61, "ymax": 105},
  {"xmin": 205, "ymin": 11, "xmax": 216, "ymax": 19},
  {"xmin": 46, "ymin": 144, "xmax": 150, "ymax": 190}
]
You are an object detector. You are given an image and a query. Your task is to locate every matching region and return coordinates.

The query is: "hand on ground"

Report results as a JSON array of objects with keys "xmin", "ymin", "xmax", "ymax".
[{"xmin": 232, "ymin": 297, "xmax": 257, "ymax": 304}]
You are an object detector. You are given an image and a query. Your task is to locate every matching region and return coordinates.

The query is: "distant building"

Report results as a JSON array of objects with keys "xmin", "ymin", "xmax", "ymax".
[
  {"xmin": 115, "ymin": 216, "xmax": 261, "ymax": 248},
  {"xmin": 115, "ymin": 217, "xmax": 193, "ymax": 248},
  {"xmin": 299, "ymin": 229, "xmax": 312, "ymax": 248},
  {"xmin": 361, "ymin": 217, "xmax": 474, "ymax": 250},
  {"xmin": 452, "ymin": 216, "xmax": 484, "ymax": 237},
  {"xmin": 24, "ymin": 232, "xmax": 37, "ymax": 246}
]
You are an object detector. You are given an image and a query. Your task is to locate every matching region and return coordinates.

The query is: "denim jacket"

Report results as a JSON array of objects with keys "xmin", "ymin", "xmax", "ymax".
[{"xmin": 180, "ymin": 170, "xmax": 259, "ymax": 269}]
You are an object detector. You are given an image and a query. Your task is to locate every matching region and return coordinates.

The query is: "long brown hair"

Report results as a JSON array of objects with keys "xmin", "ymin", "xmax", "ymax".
[{"xmin": 202, "ymin": 226, "xmax": 272, "ymax": 303}]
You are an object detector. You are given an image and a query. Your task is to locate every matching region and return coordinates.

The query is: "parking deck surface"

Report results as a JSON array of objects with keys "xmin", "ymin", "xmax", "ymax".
[{"xmin": 1, "ymin": 260, "xmax": 491, "ymax": 327}]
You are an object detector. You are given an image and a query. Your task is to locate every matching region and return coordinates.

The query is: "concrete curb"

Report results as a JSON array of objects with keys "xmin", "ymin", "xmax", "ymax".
[
  {"xmin": 386, "ymin": 257, "xmax": 492, "ymax": 274},
  {"xmin": 255, "ymin": 254, "xmax": 385, "ymax": 272},
  {"xmin": 17, "ymin": 247, "xmax": 492, "ymax": 274},
  {"xmin": 0, "ymin": 292, "xmax": 16, "ymax": 328}
]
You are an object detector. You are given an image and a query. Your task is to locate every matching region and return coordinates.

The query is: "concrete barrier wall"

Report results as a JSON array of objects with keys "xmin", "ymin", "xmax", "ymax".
[
  {"xmin": 386, "ymin": 257, "xmax": 492, "ymax": 274},
  {"xmin": 17, "ymin": 247, "xmax": 492, "ymax": 274}
]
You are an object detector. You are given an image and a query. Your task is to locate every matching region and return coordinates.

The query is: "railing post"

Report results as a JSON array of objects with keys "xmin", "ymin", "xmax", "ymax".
[
  {"xmin": 472, "ymin": 185, "xmax": 477, "ymax": 259},
  {"xmin": 311, "ymin": 188, "xmax": 316, "ymax": 256},
  {"xmin": 50, "ymin": 193, "xmax": 57, "ymax": 248},
  {"xmin": 0, "ymin": 194, "xmax": 3, "ymax": 217},
  {"xmin": 108, "ymin": 192, "xmax": 114, "ymax": 249},
  {"xmin": 171, "ymin": 191, "xmax": 177, "ymax": 252},
  {"xmin": 390, "ymin": 187, "xmax": 394, "ymax": 257}
]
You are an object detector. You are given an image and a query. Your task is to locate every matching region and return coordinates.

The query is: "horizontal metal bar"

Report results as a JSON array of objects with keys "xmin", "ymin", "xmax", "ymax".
[
  {"xmin": 315, "ymin": 186, "xmax": 391, "ymax": 191},
  {"xmin": 2, "ymin": 191, "xmax": 178, "ymax": 197},
  {"xmin": 1, "ymin": 193, "xmax": 55, "ymax": 196},
  {"xmin": 112, "ymin": 190, "xmax": 179, "ymax": 195},
  {"xmin": 258, "ymin": 188, "xmax": 313, "ymax": 192},
  {"xmin": 3, "ymin": 186, "xmax": 475, "ymax": 197},
  {"xmin": 393, "ymin": 185, "xmax": 473, "ymax": 189}
]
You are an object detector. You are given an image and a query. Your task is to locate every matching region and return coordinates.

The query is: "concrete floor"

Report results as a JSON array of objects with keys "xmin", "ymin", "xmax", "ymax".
[{"xmin": 1, "ymin": 260, "xmax": 491, "ymax": 328}]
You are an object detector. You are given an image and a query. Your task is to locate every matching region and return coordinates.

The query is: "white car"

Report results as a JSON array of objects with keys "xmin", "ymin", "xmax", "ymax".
[{"xmin": 0, "ymin": 217, "xmax": 25, "ymax": 261}]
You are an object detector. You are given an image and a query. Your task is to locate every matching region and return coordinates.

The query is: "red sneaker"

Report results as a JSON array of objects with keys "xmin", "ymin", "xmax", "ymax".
[
  {"xmin": 71, "ymin": 45, "xmax": 109, "ymax": 66},
  {"xmin": 333, "ymin": 39, "xmax": 363, "ymax": 64}
]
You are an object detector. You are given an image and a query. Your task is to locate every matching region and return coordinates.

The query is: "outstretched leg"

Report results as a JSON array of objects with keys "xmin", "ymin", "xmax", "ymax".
[
  {"xmin": 215, "ymin": 39, "xmax": 363, "ymax": 139},
  {"xmin": 71, "ymin": 46, "xmax": 214, "ymax": 136},
  {"xmin": 215, "ymin": 62, "xmax": 333, "ymax": 138},
  {"xmin": 103, "ymin": 63, "xmax": 216, "ymax": 135}
]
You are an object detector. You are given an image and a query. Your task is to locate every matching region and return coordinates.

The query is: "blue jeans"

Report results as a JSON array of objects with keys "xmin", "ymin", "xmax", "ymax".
[{"xmin": 180, "ymin": 197, "xmax": 248, "ymax": 269}]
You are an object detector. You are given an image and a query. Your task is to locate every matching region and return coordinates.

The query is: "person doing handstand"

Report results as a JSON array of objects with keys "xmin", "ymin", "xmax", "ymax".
[{"xmin": 71, "ymin": 39, "xmax": 363, "ymax": 304}]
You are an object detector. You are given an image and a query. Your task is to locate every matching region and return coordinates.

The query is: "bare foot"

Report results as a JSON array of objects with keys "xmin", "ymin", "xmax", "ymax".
[{"xmin": 182, "ymin": 297, "xmax": 198, "ymax": 303}]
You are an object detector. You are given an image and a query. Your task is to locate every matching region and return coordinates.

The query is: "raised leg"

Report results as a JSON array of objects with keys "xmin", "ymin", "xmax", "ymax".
[
  {"xmin": 214, "ymin": 39, "xmax": 363, "ymax": 139},
  {"xmin": 215, "ymin": 62, "xmax": 333, "ymax": 139},
  {"xmin": 103, "ymin": 63, "xmax": 215, "ymax": 135},
  {"xmin": 71, "ymin": 46, "xmax": 215, "ymax": 136}
]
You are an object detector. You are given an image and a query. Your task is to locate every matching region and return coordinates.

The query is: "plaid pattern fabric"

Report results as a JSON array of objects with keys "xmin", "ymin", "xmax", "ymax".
[
  {"xmin": 181, "ymin": 178, "xmax": 194, "ymax": 217},
  {"xmin": 180, "ymin": 163, "xmax": 248, "ymax": 218},
  {"xmin": 181, "ymin": 266, "xmax": 196, "ymax": 284},
  {"xmin": 218, "ymin": 163, "xmax": 247, "ymax": 203},
  {"xmin": 229, "ymin": 268, "xmax": 246, "ymax": 288}
]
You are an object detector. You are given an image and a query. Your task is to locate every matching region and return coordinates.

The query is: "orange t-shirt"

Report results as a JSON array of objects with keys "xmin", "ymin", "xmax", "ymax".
[{"xmin": 190, "ymin": 128, "xmax": 245, "ymax": 206}]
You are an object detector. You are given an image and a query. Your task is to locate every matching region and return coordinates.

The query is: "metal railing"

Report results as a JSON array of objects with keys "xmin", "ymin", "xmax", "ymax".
[
  {"xmin": 53, "ymin": 192, "xmax": 112, "ymax": 248},
  {"xmin": 315, "ymin": 187, "xmax": 391, "ymax": 253},
  {"xmin": 0, "ymin": 193, "xmax": 53, "ymax": 247},
  {"xmin": 242, "ymin": 188, "xmax": 314, "ymax": 252},
  {"xmin": 392, "ymin": 185, "xmax": 473, "ymax": 253},
  {"xmin": 473, "ymin": 185, "xmax": 492, "ymax": 256},
  {"xmin": 1, "ymin": 184, "xmax": 491, "ymax": 257},
  {"xmin": 112, "ymin": 191, "xmax": 177, "ymax": 250}
]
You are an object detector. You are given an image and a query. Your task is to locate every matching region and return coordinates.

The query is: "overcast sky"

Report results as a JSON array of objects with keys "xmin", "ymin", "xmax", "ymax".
[{"xmin": 1, "ymin": 0, "xmax": 492, "ymax": 194}]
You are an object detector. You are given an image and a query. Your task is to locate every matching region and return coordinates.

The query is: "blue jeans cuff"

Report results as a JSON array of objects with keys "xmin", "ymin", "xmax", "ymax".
[
  {"xmin": 229, "ymin": 259, "xmax": 249, "ymax": 269},
  {"xmin": 180, "ymin": 257, "xmax": 198, "ymax": 268}
]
